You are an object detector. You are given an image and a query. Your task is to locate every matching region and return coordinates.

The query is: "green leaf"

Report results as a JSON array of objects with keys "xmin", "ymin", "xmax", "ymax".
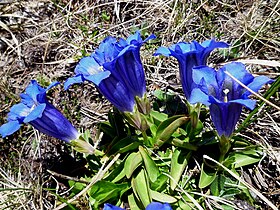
[
  {"xmin": 108, "ymin": 136, "xmax": 140, "ymax": 155},
  {"xmin": 105, "ymin": 160, "xmax": 126, "ymax": 183},
  {"xmin": 150, "ymin": 110, "xmax": 168, "ymax": 125},
  {"xmin": 199, "ymin": 163, "xmax": 217, "ymax": 188},
  {"xmin": 89, "ymin": 181, "xmax": 129, "ymax": 204},
  {"xmin": 155, "ymin": 115, "xmax": 190, "ymax": 147},
  {"xmin": 139, "ymin": 146, "xmax": 159, "ymax": 182},
  {"xmin": 150, "ymin": 174, "xmax": 168, "ymax": 191},
  {"xmin": 68, "ymin": 180, "xmax": 86, "ymax": 195},
  {"xmin": 170, "ymin": 149, "xmax": 191, "ymax": 191},
  {"xmin": 228, "ymin": 147, "xmax": 262, "ymax": 168},
  {"xmin": 128, "ymin": 193, "xmax": 141, "ymax": 210},
  {"xmin": 124, "ymin": 152, "xmax": 143, "ymax": 179},
  {"xmin": 150, "ymin": 190, "xmax": 177, "ymax": 203},
  {"xmin": 131, "ymin": 169, "xmax": 151, "ymax": 207},
  {"xmin": 210, "ymin": 174, "xmax": 226, "ymax": 196}
]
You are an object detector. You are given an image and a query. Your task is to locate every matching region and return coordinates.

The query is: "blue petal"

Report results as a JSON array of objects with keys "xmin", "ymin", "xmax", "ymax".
[
  {"xmin": 0, "ymin": 121, "xmax": 21, "ymax": 137},
  {"xmin": 75, "ymin": 56, "xmax": 103, "ymax": 75},
  {"xmin": 20, "ymin": 93, "xmax": 34, "ymax": 107},
  {"xmin": 126, "ymin": 30, "xmax": 142, "ymax": 43},
  {"xmin": 46, "ymin": 81, "xmax": 60, "ymax": 91},
  {"xmin": 144, "ymin": 34, "xmax": 156, "ymax": 42},
  {"xmin": 9, "ymin": 103, "xmax": 31, "ymax": 118},
  {"xmin": 189, "ymin": 88, "xmax": 210, "ymax": 105},
  {"xmin": 64, "ymin": 75, "xmax": 84, "ymax": 90},
  {"xmin": 146, "ymin": 202, "xmax": 172, "ymax": 210},
  {"xmin": 103, "ymin": 203, "xmax": 124, "ymax": 210},
  {"xmin": 154, "ymin": 47, "xmax": 171, "ymax": 56},
  {"xmin": 23, "ymin": 103, "xmax": 46, "ymax": 123},
  {"xmin": 192, "ymin": 66, "xmax": 217, "ymax": 86},
  {"xmin": 201, "ymin": 39, "xmax": 229, "ymax": 49},
  {"xmin": 221, "ymin": 62, "xmax": 254, "ymax": 86},
  {"xmin": 84, "ymin": 71, "xmax": 111, "ymax": 86},
  {"xmin": 229, "ymin": 99, "xmax": 256, "ymax": 110},
  {"xmin": 244, "ymin": 76, "xmax": 274, "ymax": 97},
  {"xmin": 25, "ymin": 80, "xmax": 45, "ymax": 102}
]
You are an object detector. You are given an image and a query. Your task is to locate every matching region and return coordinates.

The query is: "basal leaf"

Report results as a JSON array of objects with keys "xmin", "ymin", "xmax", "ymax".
[
  {"xmin": 131, "ymin": 169, "xmax": 151, "ymax": 207},
  {"xmin": 170, "ymin": 149, "xmax": 191, "ymax": 191},
  {"xmin": 150, "ymin": 190, "xmax": 177, "ymax": 203},
  {"xmin": 155, "ymin": 115, "xmax": 190, "ymax": 147},
  {"xmin": 230, "ymin": 148, "xmax": 262, "ymax": 168},
  {"xmin": 139, "ymin": 146, "xmax": 159, "ymax": 182},
  {"xmin": 199, "ymin": 163, "xmax": 217, "ymax": 189},
  {"xmin": 124, "ymin": 152, "xmax": 143, "ymax": 179}
]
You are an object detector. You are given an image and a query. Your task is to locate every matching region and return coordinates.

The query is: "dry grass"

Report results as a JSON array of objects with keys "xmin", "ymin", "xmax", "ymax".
[{"xmin": 0, "ymin": 0, "xmax": 279, "ymax": 209}]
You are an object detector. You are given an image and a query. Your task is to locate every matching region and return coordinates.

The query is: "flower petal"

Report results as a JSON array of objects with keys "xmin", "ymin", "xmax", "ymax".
[
  {"xmin": 244, "ymin": 75, "xmax": 274, "ymax": 97},
  {"xmin": 154, "ymin": 47, "xmax": 171, "ymax": 56},
  {"xmin": 84, "ymin": 71, "xmax": 111, "ymax": 86},
  {"xmin": 189, "ymin": 88, "xmax": 210, "ymax": 105},
  {"xmin": 23, "ymin": 103, "xmax": 46, "ymax": 123},
  {"xmin": 103, "ymin": 203, "xmax": 124, "ymax": 210},
  {"xmin": 0, "ymin": 121, "xmax": 21, "ymax": 137},
  {"xmin": 192, "ymin": 66, "xmax": 217, "ymax": 86},
  {"xmin": 146, "ymin": 202, "xmax": 172, "ymax": 210},
  {"xmin": 75, "ymin": 56, "xmax": 102, "ymax": 75},
  {"xmin": 64, "ymin": 75, "xmax": 84, "ymax": 90},
  {"xmin": 229, "ymin": 98, "xmax": 256, "ymax": 110}
]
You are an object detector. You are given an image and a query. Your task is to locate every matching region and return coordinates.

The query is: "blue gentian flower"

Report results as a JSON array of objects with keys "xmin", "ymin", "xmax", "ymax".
[
  {"xmin": 0, "ymin": 80, "xmax": 79, "ymax": 142},
  {"xmin": 65, "ymin": 31, "xmax": 156, "ymax": 112},
  {"xmin": 103, "ymin": 202, "xmax": 172, "ymax": 210},
  {"xmin": 146, "ymin": 202, "xmax": 172, "ymax": 210},
  {"xmin": 154, "ymin": 39, "xmax": 229, "ymax": 100},
  {"xmin": 103, "ymin": 203, "xmax": 124, "ymax": 210},
  {"xmin": 189, "ymin": 62, "xmax": 273, "ymax": 137}
]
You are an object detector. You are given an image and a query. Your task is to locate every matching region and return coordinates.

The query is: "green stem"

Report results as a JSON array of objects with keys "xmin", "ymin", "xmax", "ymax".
[{"xmin": 219, "ymin": 135, "xmax": 231, "ymax": 162}]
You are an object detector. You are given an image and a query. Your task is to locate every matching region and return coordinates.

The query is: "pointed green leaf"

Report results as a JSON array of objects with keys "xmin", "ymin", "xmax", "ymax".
[
  {"xmin": 230, "ymin": 148, "xmax": 262, "ymax": 168},
  {"xmin": 170, "ymin": 149, "xmax": 191, "ymax": 190},
  {"xmin": 89, "ymin": 181, "xmax": 129, "ymax": 204},
  {"xmin": 199, "ymin": 163, "xmax": 217, "ymax": 188},
  {"xmin": 108, "ymin": 136, "xmax": 140, "ymax": 155},
  {"xmin": 128, "ymin": 193, "xmax": 141, "ymax": 210},
  {"xmin": 210, "ymin": 174, "xmax": 226, "ymax": 196},
  {"xmin": 150, "ymin": 190, "xmax": 177, "ymax": 203},
  {"xmin": 105, "ymin": 160, "xmax": 126, "ymax": 183},
  {"xmin": 131, "ymin": 169, "xmax": 151, "ymax": 207},
  {"xmin": 124, "ymin": 152, "xmax": 143, "ymax": 179},
  {"xmin": 150, "ymin": 110, "xmax": 168, "ymax": 125},
  {"xmin": 139, "ymin": 146, "xmax": 159, "ymax": 182},
  {"xmin": 155, "ymin": 115, "xmax": 190, "ymax": 147}
]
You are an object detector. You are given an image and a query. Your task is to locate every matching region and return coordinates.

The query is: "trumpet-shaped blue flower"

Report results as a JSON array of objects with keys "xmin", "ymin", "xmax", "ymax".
[
  {"xmin": 103, "ymin": 202, "xmax": 172, "ymax": 210},
  {"xmin": 0, "ymin": 80, "xmax": 79, "ymax": 142},
  {"xmin": 146, "ymin": 202, "xmax": 172, "ymax": 210},
  {"xmin": 154, "ymin": 39, "xmax": 229, "ymax": 100},
  {"xmin": 65, "ymin": 31, "xmax": 156, "ymax": 112},
  {"xmin": 104, "ymin": 203, "xmax": 124, "ymax": 210},
  {"xmin": 189, "ymin": 62, "xmax": 273, "ymax": 137}
]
